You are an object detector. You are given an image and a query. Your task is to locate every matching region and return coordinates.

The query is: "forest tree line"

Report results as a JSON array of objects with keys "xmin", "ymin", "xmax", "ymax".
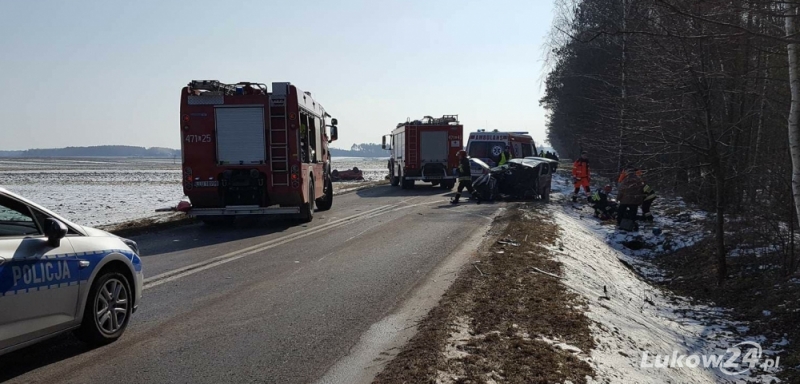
[{"xmin": 541, "ymin": 0, "xmax": 800, "ymax": 282}]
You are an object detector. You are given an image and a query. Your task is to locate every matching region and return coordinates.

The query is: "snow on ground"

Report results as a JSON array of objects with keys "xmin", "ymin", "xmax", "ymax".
[
  {"xmin": 547, "ymin": 174, "xmax": 781, "ymax": 383},
  {"xmin": 331, "ymin": 157, "xmax": 387, "ymax": 183},
  {"xmin": 0, "ymin": 157, "xmax": 388, "ymax": 228},
  {"xmin": 1, "ymin": 158, "xmax": 184, "ymax": 227}
]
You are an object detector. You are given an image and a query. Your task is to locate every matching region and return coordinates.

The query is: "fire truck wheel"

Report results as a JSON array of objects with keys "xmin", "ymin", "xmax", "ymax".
[
  {"xmin": 441, "ymin": 180, "xmax": 455, "ymax": 190},
  {"xmin": 300, "ymin": 181, "xmax": 315, "ymax": 222},
  {"xmin": 316, "ymin": 177, "xmax": 333, "ymax": 211},
  {"xmin": 390, "ymin": 168, "xmax": 400, "ymax": 187},
  {"xmin": 401, "ymin": 178, "xmax": 415, "ymax": 189}
]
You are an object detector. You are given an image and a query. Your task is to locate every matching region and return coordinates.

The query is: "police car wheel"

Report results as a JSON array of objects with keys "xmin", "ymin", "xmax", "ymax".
[{"xmin": 76, "ymin": 271, "xmax": 132, "ymax": 345}]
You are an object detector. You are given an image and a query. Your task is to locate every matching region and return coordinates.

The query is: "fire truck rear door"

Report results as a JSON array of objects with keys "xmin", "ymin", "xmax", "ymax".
[
  {"xmin": 215, "ymin": 107, "xmax": 266, "ymax": 165},
  {"xmin": 420, "ymin": 131, "xmax": 448, "ymax": 164}
]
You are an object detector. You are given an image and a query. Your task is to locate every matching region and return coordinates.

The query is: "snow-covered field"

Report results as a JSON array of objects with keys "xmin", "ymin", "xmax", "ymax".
[
  {"xmin": 0, "ymin": 157, "xmax": 388, "ymax": 228},
  {"xmin": 547, "ymin": 174, "xmax": 782, "ymax": 383},
  {"xmin": 330, "ymin": 156, "xmax": 388, "ymax": 182},
  {"xmin": 0, "ymin": 158, "xmax": 184, "ymax": 227}
]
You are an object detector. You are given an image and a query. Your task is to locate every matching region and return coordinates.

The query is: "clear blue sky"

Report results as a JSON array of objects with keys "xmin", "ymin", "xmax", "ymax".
[{"xmin": 0, "ymin": 0, "xmax": 554, "ymax": 150}]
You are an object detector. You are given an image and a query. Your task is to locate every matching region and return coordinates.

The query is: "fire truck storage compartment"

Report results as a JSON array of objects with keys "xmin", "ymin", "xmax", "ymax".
[
  {"xmin": 215, "ymin": 106, "xmax": 266, "ymax": 165},
  {"xmin": 420, "ymin": 131, "xmax": 448, "ymax": 163},
  {"xmin": 420, "ymin": 130, "xmax": 449, "ymax": 178}
]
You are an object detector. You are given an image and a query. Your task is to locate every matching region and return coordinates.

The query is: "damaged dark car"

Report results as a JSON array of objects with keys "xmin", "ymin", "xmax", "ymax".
[{"xmin": 486, "ymin": 157, "xmax": 558, "ymax": 201}]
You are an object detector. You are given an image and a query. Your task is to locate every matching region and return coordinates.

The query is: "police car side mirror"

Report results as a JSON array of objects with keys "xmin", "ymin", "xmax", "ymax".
[{"xmin": 44, "ymin": 218, "xmax": 68, "ymax": 247}]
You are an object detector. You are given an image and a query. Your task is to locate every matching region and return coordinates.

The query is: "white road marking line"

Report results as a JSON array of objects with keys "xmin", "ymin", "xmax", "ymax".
[
  {"xmin": 345, "ymin": 227, "xmax": 374, "ymax": 243},
  {"xmin": 143, "ymin": 204, "xmax": 394, "ymax": 290}
]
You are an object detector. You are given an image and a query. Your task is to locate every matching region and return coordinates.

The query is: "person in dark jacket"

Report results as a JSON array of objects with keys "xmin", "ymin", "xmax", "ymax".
[
  {"xmin": 616, "ymin": 168, "xmax": 645, "ymax": 229},
  {"xmin": 451, "ymin": 151, "xmax": 481, "ymax": 204},
  {"xmin": 640, "ymin": 184, "xmax": 657, "ymax": 221},
  {"xmin": 588, "ymin": 185, "xmax": 617, "ymax": 220}
]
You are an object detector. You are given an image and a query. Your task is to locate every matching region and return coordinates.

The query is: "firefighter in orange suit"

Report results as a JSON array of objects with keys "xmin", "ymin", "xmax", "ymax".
[{"xmin": 572, "ymin": 151, "xmax": 590, "ymax": 202}]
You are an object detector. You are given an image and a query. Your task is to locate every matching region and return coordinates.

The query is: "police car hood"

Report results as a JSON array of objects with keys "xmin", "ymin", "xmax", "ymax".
[{"xmin": 79, "ymin": 225, "xmax": 116, "ymax": 238}]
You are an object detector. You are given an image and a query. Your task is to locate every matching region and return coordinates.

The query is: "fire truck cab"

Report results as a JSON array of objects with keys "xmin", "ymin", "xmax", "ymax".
[
  {"xmin": 179, "ymin": 80, "xmax": 339, "ymax": 224},
  {"xmin": 465, "ymin": 130, "xmax": 538, "ymax": 179},
  {"xmin": 382, "ymin": 115, "xmax": 463, "ymax": 189}
]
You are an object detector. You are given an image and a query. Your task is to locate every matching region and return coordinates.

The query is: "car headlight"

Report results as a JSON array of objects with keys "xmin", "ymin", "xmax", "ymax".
[{"xmin": 122, "ymin": 238, "xmax": 140, "ymax": 255}]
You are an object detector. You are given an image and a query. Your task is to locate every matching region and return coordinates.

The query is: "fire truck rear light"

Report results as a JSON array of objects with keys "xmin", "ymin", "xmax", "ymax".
[
  {"xmin": 183, "ymin": 125, "xmax": 190, "ymax": 130},
  {"xmin": 182, "ymin": 114, "xmax": 190, "ymax": 122},
  {"xmin": 291, "ymin": 174, "xmax": 298, "ymax": 180}
]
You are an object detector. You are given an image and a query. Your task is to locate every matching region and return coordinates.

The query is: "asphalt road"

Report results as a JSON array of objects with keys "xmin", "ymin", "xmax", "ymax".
[{"xmin": 0, "ymin": 183, "xmax": 500, "ymax": 384}]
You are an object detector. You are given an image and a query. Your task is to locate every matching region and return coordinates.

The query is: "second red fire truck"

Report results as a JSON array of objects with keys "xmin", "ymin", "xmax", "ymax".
[{"xmin": 382, "ymin": 115, "xmax": 463, "ymax": 189}]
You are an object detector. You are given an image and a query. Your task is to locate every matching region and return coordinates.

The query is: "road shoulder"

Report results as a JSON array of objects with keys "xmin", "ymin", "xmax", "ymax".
[
  {"xmin": 372, "ymin": 203, "xmax": 595, "ymax": 384},
  {"xmin": 314, "ymin": 203, "xmax": 504, "ymax": 384}
]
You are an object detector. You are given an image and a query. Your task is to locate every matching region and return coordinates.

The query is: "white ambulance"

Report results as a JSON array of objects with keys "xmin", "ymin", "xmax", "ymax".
[{"xmin": 465, "ymin": 130, "xmax": 538, "ymax": 178}]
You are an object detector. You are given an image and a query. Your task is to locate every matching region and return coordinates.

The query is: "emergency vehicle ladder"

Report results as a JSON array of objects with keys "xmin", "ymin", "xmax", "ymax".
[
  {"xmin": 269, "ymin": 93, "xmax": 290, "ymax": 186},
  {"xmin": 407, "ymin": 126, "xmax": 418, "ymax": 165}
]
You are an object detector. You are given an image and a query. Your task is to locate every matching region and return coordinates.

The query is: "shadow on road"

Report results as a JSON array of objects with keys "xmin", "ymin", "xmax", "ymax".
[
  {"xmin": 131, "ymin": 217, "xmax": 296, "ymax": 257},
  {"xmin": 356, "ymin": 183, "xmax": 455, "ymax": 199},
  {"xmin": 0, "ymin": 333, "xmax": 94, "ymax": 382}
]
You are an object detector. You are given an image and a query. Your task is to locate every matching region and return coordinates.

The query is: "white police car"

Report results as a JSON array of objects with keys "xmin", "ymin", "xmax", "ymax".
[{"xmin": 0, "ymin": 187, "xmax": 142, "ymax": 355}]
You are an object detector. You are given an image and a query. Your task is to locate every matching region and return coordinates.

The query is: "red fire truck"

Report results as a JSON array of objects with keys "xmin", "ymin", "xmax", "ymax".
[
  {"xmin": 179, "ymin": 80, "xmax": 339, "ymax": 224},
  {"xmin": 382, "ymin": 115, "xmax": 463, "ymax": 189}
]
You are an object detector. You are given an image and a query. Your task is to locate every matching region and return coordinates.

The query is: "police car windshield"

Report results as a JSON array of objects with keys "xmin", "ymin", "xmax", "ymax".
[{"xmin": 468, "ymin": 141, "xmax": 505, "ymax": 164}]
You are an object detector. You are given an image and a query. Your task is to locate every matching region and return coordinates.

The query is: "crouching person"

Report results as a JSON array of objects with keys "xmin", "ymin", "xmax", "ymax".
[
  {"xmin": 588, "ymin": 185, "xmax": 617, "ymax": 220},
  {"xmin": 451, "ymin": 150, "xmax": 481, "ymax": 205}
]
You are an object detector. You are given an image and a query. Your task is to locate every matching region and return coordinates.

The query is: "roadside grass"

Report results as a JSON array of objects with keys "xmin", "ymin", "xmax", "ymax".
[{"xmin": 373, "ymin": 203, "xmax": 595, "ymax": 384}]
